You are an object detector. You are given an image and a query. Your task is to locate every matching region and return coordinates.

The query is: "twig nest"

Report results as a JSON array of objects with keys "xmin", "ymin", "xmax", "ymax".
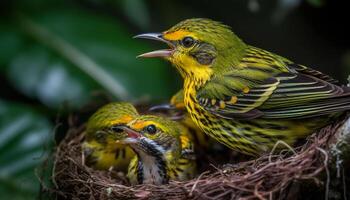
[{"xmin": 52, "ymin": 116, "xmax": 349, "ymax": 199}]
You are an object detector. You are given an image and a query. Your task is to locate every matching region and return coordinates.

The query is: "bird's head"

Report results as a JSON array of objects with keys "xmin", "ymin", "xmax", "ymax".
[
  {"xmin": 135, "ymin": 18, "xmax": 246, "ymax": 84},
  {"xmin": 115, "ymin": 115, "xmax": 182, "ymax": 159},
  {"xmin": 85, "ymin": 102, "xmax": 139, "ymax": 144}
]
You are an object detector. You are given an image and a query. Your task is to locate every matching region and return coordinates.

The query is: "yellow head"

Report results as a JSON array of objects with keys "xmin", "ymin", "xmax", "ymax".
[
  {"xmin": 135, "ymin": 18, "xmax": 247, "ymax": 85},
  {"xmin": 85, "ymin": 102, "xmax": 139, "ymax": 143},
  {"xmin": 116, "ymin": 115, "xmax": 182, "ymax": 159}
]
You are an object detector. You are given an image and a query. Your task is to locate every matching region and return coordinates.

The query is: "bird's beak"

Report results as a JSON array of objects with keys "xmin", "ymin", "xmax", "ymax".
[
  {"xmin": 149, "ymin": 104, "xmax": 185, "ymax": 120},
  {"xmin": 134, "ymin": 33, "xmax": 175, "ymax": 58},
  {"xmin": 149, "ymin": 103, "xmax": 176, "ymax": 112},
  {"xmin": 114, "ymin": 125, "xmax": 141, "ymax": 144}
]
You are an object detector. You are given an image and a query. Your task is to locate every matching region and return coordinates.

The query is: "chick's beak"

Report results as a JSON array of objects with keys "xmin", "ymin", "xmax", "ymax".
[
  {"xmin": 134, "ymin": 33, "xmax": 175, "ymax": 58},
  {"xmin": 114, "ymin": 125, "xmax": 141, "ymax": 144}
]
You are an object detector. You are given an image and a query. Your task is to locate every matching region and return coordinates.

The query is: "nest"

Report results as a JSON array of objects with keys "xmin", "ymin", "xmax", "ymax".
[{"xmin": 51, "ymin": 115, "xmax": 348, "ymax": 200}]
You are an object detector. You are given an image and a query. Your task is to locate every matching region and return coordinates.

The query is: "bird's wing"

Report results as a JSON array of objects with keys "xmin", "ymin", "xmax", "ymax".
[
  {"xmin": 196, "ymin": 70, "xmax": 281, "ymax": 119},
  {"xmin": 261, "ymin": 71, "xmax": 348, "ymax": 119},
  {"xmin": 288, "ymin": 64, "xmax": 339, "ymax": 85},
  {"xmin": 196, "ymin": 65, "xmax": 347, "ymax": 120}
]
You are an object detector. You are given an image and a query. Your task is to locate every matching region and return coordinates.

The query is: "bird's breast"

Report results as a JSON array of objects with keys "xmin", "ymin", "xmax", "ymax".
[
  {"xmin": 136, "ymin": 152, "xmax": 168, "ymax": 185},
  {"xmin": 183, "ymin": 80, "xmax": 214, "ymax": 134}
]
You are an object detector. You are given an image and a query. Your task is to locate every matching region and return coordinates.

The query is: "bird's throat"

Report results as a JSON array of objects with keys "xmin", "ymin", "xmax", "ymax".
[
  {"xmin": 136, "ymin": 151, "xmax": 168, "ymax": 184},
  {"xmin": 170, "ymin": 55, "xmax": 213, "ymax": 87},
  {"xmin": 132, "ymin": 139, "xmax": 169, "ymax": 184}
]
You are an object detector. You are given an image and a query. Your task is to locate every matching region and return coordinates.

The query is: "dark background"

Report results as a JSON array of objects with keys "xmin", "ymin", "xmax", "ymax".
[{"xmin": 0, "ymin": 0, "xmax": 349, "ymax": 199}]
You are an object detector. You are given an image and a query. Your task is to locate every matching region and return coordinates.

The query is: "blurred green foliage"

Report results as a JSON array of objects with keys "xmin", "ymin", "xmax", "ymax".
[
  {"xmin": 0, "ymin": 0, "xmax": 179, "ymax": 198},
  {"xmin": 0, "ymin": 0, "xmax": 349, "ymax": 199},
  {"xmin": 0, "ymin": 3, "xmax": 177, "ymax": 108},
  {"xmin": 0, "ymin": 100, "xmax": 52, "ymax": 200}
]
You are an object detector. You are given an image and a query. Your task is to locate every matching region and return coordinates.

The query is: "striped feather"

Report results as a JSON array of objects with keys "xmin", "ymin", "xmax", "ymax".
[{"xmin": 195, "ymin": 46, "xmax": 350, "ymax": 120}]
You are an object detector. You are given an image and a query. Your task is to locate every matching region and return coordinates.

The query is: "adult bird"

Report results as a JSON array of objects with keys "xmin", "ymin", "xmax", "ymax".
[
  {"xmin": 116, "ymin": 115, "xmax": 197, "ymax": 185},
  {"xmin": 135, "ymin": 18, "xmax": 350, "ymax": 155}
]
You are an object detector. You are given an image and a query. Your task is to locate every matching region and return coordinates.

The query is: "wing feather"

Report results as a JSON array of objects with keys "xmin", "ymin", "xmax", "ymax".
[{"xmin": 195, "ymin": 48, "xmax": 348, "ymax": 120}]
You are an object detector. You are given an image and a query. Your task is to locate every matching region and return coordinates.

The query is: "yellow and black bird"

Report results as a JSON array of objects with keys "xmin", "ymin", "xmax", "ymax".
[
  {"xmin": 135, "ymin": 18, "xmax": 350, "ymax": 155},
  {"xmin": 82, "ymin": 102, "xmax": 137, "ymax": 171},
  {"xmin": 115, "ymin": 115, "xmax": 197, "ymax": 185},
  {"xmin": 151, "ymin": 89, "xmax": 215, "ymax": 149}
]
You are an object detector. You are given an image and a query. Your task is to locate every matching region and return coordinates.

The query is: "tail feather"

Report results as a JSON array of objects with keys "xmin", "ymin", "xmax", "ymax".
[{"xmin": 262, "ymin": 93, "xmax": 350, "ymax": 119}]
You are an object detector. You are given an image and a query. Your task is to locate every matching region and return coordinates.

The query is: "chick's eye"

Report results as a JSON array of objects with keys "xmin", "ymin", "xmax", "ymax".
[
  {"xmin": 181, "ymin": 37, "xmax": 195, "ymax": 48},
  {"xmin": 146, "ymin": 124, "xmax": 157, "ymax": 134}
]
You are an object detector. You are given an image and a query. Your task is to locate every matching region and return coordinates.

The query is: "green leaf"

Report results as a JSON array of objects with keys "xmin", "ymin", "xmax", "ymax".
[
  {"xmin": 84, "ymin": 0, "xmax": 151, "ymax": 30},
  {"xmin": 29, "ymin": 7, "xmax": 175, "ymax": 99},
  {"xmin": 3, "ymin": 3, "xmax": 177, "ymax": 109},
  {"xmin": 120, "ymin": 0, "xmax": 151, "ymax": 29},
  {"xmin": 0, "ymin": 100, "xmax": 53, "ymax": 200},
  {"xmin": 0, "ymin": 22, "xmax": 25, "ymax": 67},
  {"xmin": 7, "ymin": 44, "xmax": 100, "ymax": 108}
]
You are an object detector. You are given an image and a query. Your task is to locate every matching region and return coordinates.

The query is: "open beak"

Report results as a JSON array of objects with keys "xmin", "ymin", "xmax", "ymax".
[
  {"xmin": 114, "ymin": 125, "xmax": 141, "ymax": 144},
  {"xmin": 134, "ymin": 33, "xmax": 175, "ymax": 58}
]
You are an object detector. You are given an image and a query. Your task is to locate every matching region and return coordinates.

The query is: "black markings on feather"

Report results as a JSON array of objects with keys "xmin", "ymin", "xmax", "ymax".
[
  {"xmin": 241, "ymin": 59, "xmax": 258, "ymax": 64},
  {"xmin": 221, "ymin": 132, "xmax": 237, "ymax": 142},
  {"xmin": 83, "ymin": 147, "xmax": 98, "ymax": 166},
  {"xmin": 289, "ymin": 63, "xmax": 339, "ymax": 84},
  {"xmin": 245, "ymin": 66, "xmax": 275, "ymax": 74},
  {"xmin": 134, "ymin": 139, "xmax": 169, "ymax": 184},
  {"xmin": 189, "ymin": 71, "xmax": 195, "ymax": 78},
  {"xmin": 245, "ymin": 54, "xmax": 275, "ymax": 63},
  {"xmin": 210, "ymin": 127, "xmax": 221, "ymax": 132},
  {"xmin": 274, "ymin": 135, "xmax": 286, "ymax": 140},
  {"xmin": 214, "ymin": 109, "xmax": 264, "ymax": 120},
  {"xmin": 253, "ymin": 131, "xmax": 274, "ymax": 140},
  {"xmin": 240, "ymin": 142, "xmax": 257, "ymax": 152},
  {"xmin": 221, "ymin": 125, "xmax": 240, "ymax": 140},
  {"xmin": 137, "ymin": 160, "xmax": 144, "ymax": 184},
  {"xmin": 243, "ymin": 120, "xmax": 264, "ymax": 129},
  {"xmin": 177, "ymin": 160, "xmax": 190, "ymax": 165},
  {"xmin": 243, "ymin": 126, "xmax": 252, "ymax": 131},
  {"xmin": 187, "ymin": 127, "xmax": 201, "ymax": 145},
  {"xmin": 122, "ymin": 148, "xmax": 126, "ymax": 158},
  {"xmin": 267, "ymin": 73, "xmax": 343, "ymax": 106},
  {"xmin": 173, "ymin": 171, "xmax": 179, "ymax": 178},
  {"xmin": 190, "ymin": 95, "xmax": 197, "ymax": 104},
  {"xmin": 176, "ymin": 167, "xmax": 184, "ymax": 173},
  {"xmin": 200, "ymin": 117, "xmax": 215, "ymax": 127},
  {"xmin": 114, "ymin": 148, "xmax": 120, "ymax": 159},
  {"xmin": 265, "ymin": 123, "xmax": 287, "ymax": 130},
  {"xmin": 200, "ymin": 119, "xmax": 209, "ymax": 126}
]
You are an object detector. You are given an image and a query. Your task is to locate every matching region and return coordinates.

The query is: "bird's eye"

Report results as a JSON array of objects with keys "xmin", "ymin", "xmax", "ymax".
[
  {"xmin": 145, "ymin": 124, "xmax": 157, "ymax": 134},
  {"xmin": 94, "ymin": 131, "xmax": 106, "ymax": 142},
  {"xmin": 96, "ymin": 132, "xmax": 104, "ymax": 139},
  {"xmin": 111, "ymin": 126, "xmax": 124, "ymax": 133},
  {"xmin": 181, "ymin": 37, "xmax": 195, "ymax": 48}
]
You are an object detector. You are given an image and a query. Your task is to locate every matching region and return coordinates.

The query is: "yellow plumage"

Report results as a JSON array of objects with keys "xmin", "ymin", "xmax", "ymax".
[
  {"xmin": 167, "ymin": 89, "xmax": 221, "ymax": 149},
  {"xmin": 82, "ymin": 102, "xmax": 137, "ymax": 171},
  {"xmin": 120, "ymin": 115, "xmax": 197, "ymax": 185},
  {"xmin": 136, "ymin": 18, "xmax": 350, "ymax": 155}
]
